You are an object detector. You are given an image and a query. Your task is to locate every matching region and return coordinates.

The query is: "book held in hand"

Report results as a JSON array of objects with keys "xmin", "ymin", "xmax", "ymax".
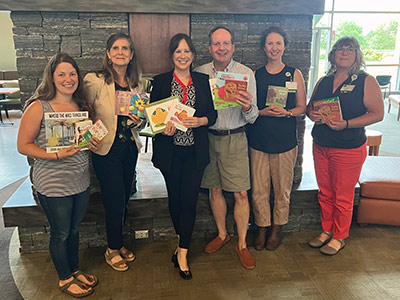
[
  {"xmin": 115, "ymin": 91, "xmax": 150, "ymax": 118},
  {"xmin": 44, "ymin": 111, "xmax": 89, "ymax": 153},
  {"xmin": 144, "ymin": 96, "xmax": 179, "ymax": 134},
  {"xmin": 75, "ymin": 120, "xmax": 93, "ymax": 149},
  {"xmin": 82, "ymin": 119, "xmax": 108, "ymax": 143},
  {"xmin": 312, "ymin": 96, "xmax": 343, "ymax": 124},
  {"xmin": 115, "ymin": 91, "xmax": 131, "ymax": 116},
  {"xmin": 266, "ymin": 85, "xmax": 288, "ymax": 107},
  {"xmin": 212, "ymin": 72, "xmax": 249, "ymax": 110},
  {"xmin": 167, "ymin": 101, "xmax": 196, "ymax": 133}
]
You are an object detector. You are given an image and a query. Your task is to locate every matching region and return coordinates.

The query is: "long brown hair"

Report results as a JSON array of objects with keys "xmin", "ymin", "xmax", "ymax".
[
  {"xmin": 25, "ymin": 52, "xmax": 94, "ymax": 118},
  {"xmin": 96, "ymin": 32, "xmax": 141, "ymax": 89}
]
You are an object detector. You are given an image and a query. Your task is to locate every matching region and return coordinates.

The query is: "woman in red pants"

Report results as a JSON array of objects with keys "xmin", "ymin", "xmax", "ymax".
[{"xmin": 306, "ymin": 36, "xmax": 384, "ymax": 255}]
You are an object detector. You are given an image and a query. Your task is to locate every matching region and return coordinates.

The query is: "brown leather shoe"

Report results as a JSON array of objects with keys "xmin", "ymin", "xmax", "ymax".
[
  {"xmin": 205, "ymin": 234, "xmax": 231, "ymax": 254},
  {"xmin": 266, "ymin": 224, "xmax": 282, "ymax": 251},
  {"xmin": 235, "ymin": 245, "xmax": 255, "ymax": 270},
  {"xmin": 254, "ymin": 226, "xmax": 268, "ymax": 251}
]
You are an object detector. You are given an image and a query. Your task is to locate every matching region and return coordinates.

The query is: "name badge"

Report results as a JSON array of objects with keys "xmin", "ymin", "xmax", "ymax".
[
  {"xmin": 340, "ymin": 84, "xmax": 355, "ymax": 93},
  {"xmin": 286, "ymin": 81, "xmax": 297, "ymax": 93}
]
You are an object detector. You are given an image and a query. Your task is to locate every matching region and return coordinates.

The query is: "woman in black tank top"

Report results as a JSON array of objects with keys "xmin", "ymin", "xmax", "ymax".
[
  {"xmin": 306, "ymin": 36, "xmax": 384, "ymax": 255},
  {"xmin": 248, "ymin": 27, "xmax": 307, "ymax": 251}
]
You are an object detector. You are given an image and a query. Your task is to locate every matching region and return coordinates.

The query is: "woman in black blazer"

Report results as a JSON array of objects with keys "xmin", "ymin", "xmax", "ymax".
[{"xmin": 150, "ymin": 33, "xmax": 217, "ymax": 280}]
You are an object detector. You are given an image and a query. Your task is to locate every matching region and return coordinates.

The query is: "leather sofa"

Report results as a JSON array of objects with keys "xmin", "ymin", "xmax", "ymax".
[{"xmin": 357, "ymin": 156, "xmax": 400, "ymax": 226}]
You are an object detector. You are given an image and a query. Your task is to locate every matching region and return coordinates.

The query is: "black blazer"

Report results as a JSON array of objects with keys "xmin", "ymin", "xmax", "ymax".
[{"xmin": 150, "ymin": 70, "xmax": 217, "ymax": 171}]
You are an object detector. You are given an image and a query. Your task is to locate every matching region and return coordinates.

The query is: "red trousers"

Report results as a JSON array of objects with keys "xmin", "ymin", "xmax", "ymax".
[{"xmin": 313, "ymin": 142, "xmax": 367, "ymax": 239}]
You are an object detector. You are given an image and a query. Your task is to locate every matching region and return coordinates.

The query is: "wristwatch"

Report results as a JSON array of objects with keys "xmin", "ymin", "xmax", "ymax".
[{"xmin": 285, "ymin": 109, "xmax": 293, "ymax": 118}]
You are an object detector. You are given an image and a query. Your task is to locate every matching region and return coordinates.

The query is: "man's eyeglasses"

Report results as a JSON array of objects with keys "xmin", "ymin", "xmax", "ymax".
[{"xmin": 335, "ymin": 47, "xmax": 356, "ymax": 54}]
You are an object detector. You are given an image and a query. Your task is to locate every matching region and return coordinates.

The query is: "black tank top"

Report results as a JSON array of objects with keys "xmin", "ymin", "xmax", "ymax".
[
  {"xmin": 311, "ymin": 72, "xmax": 368, "ymax": 149},
  {"xmin": 247, "ymin": 65, "xmax": 297, "ymax": 154}
]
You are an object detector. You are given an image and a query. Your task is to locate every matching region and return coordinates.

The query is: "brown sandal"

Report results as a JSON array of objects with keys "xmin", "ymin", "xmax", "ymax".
[
  {"xmin": 119, "ymin": 247, "xmax": 136, "ymax": 262},
  {"xmin": 59, "ymin": 278, "xmax": 93, "ymax": 298},
  {"xmin": 105, "ymin": 249, "xmax": 128, "ymax": 272},
  {"xmin": 73, "ymin": 270, "xmax": 98, "ymax": 287}
]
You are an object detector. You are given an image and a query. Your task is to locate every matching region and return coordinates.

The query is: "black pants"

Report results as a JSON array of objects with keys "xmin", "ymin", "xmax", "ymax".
[
  {"xmin": 92, "ymin": 140, "xmax": 138, "ymax": 250},
  {"xmin": 161, "ymin": 146, "xmax": 204, "ymax": 249}
]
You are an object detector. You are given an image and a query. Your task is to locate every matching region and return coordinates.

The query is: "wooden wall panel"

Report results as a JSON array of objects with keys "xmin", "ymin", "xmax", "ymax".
[{"xmin": 130, "ymin": 14, "xmax": 189, "ymax": 76}]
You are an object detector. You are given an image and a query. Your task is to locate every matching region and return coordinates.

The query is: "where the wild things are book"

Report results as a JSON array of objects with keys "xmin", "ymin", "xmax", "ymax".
[{"xmin": 44, "ymin": 111, "xmax": 89, "ymax": 153}]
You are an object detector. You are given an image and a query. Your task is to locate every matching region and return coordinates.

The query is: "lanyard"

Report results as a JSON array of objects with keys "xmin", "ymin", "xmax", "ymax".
[{"xmin": 173, "ymin": 72, "xmax": 192, "ymax": 105}]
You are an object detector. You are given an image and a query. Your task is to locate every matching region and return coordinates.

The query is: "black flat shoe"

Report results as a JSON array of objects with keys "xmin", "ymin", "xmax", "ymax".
[{"xmin": 171, "ymin": 252, "xmax": 178, "ymax": 268}]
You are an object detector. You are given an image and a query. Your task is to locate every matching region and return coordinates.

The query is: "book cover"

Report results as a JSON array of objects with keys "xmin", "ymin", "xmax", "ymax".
[
  {"xmin": 115, "ymin": 91, "xmax": 150, "ymax": 118},
  {"xmin": 167, "ymin": 102, "xmax": 196, "ymax": 133},
  {"xmin": 266, "ymin": 85, "xmax": 288, "ymax": 107},
  {"xmin": 144, "ymin": 96, "xmax": 179, "ymax": 134},
  {"xmin": 115, "ymin": 91, "xmax": 131, "ymax": 116},
  {"xmin": 82, "ymin": 119, "xmax": 109, "ymax": 143},
  {"xmin": 224, "ymin": 79, "xmax": 248, "ymax": 102},
  {"xmin": 213, "ymin": 72, "xmax": 249, "ymax": 110},
  {"xmin": 75, "ymin": 120, "xmax": 93, "ymax": 149},
  {"xmin": 129, "ymin": 92, "xmax": 150, "ymax": 118},
  {"xmin": 312, "ymin": 96, "xmax": 343, "ymax": 124},
  {"xmin": 44, "ymin": 111, "xmax": 89, "ymax": 153}
]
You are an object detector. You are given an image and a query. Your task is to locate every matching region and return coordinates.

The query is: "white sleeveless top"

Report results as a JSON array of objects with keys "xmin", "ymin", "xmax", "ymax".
[{"xmin": 32, "ymin": 100, "xmax": 90, "ymax": 197}]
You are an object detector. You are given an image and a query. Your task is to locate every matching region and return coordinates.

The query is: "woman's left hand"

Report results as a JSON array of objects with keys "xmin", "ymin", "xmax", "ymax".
[
  {"xmin": 128, "ymin": 112, "xmax": 141, "ymax": 126},
  {"xmin": 326, "ymin": 119, "xmax": 347, "ymax": 131},
  {"xmin": 88, "ymin": 136, "xmax": 102, "ymax": 151},
  {"xmin": 182, "ymin": 116, "xmax": 207, "ymax": 128}
]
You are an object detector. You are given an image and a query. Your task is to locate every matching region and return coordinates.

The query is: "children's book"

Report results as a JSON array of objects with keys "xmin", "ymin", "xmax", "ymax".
[
  {"xmin": 312, "ymin": 96, "xmax": 343, "ymax": 124},
  {"xmin": 115, "ymin": 91, "xmax": 131, "ymax": 116},
  {"xmin": 44, "ymin": 111, "xmax": 89, "ymax": 153},
  {"xmin": 75, "ymin": 120, "xmax": 93, "ymax": 149},
  {"xmin": 82, "ymin": 119, "xmax": 108, "ymax": 143},
  {"xmin": 115, "ymin": 91, "xmax": 150, "ymax": 118},
  {"xmin": 213, "ymin": 72, "xmax": 249, "ymax": 110},
  {"xmin": 129, "ymin": 92, "xmax": 150, "ymax": 118},
  {"xmin": 266, "ymin": 85, "xmax": 288, "ymax": 107},
  {"xmin": 167, "ymin": 101, "xmax": 196, "ymax": 133},
  {"xmin": 144, "ymin": 96, "xmax": 179, "ymax": 135}
]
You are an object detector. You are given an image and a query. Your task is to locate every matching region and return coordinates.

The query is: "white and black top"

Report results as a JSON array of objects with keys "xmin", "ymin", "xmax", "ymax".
[
  {"xmin": 171, "ymin": 77, "xmax": 195, "ymax": 146},
  {"xmin": 32, "ymin": 100, "xmax": 90, "ymax": 197}
]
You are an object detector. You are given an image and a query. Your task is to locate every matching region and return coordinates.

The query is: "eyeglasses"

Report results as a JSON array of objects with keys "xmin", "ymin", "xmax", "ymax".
[{"xmin": 335, "ymin": 47, "xmax": 356, "ymax": 54}]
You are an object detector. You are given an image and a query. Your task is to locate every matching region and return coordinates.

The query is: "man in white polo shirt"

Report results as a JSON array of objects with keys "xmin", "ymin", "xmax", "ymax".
[{"xmin": 196, "ymin": 25, "xmax": 258, "ymax": 270}]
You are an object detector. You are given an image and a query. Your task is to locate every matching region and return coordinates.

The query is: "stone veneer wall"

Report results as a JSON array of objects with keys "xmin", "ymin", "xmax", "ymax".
[
  {"xmin": 11, "ymin": 11, "xmax": 311, "ymax": 182},
  {"xmin": 10, "ymin": 11, "xmax": 314, "ymax": 252}
]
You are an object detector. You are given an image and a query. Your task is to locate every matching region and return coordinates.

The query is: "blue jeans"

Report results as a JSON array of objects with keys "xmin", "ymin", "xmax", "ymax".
[{"xmin": 37, "ymin": 189, "xmax": 90, "ymax": 280}]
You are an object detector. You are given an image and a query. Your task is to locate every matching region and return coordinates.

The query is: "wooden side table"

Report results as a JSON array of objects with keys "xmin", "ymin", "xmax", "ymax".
[{"xmin": 366, "ymin": 129, "xmax": 382, "ymax": 156}]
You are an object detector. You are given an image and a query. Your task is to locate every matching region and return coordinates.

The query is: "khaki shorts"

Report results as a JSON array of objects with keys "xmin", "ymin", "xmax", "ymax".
[{"xmin": 201, "ymin": 131, "xmax": 250, "ymax": 192}]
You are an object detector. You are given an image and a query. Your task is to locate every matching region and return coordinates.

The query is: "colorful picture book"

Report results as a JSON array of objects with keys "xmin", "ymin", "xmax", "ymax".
[
  {"xmin": 44, "ymin": 111, "xmax": 89, "ymax": 153},
  {"xmin": 115, "ymin": 91, "xmax": 150, "ymax": 118},
  {"xmin": 82, "ymin": 119, "xmax": 109, "ymax": 143},
  {"xmin": 167, "ymin": 101, "xmax": 196, "ymax": 133},
  {"xmin": 75, "ymin": 120, "xmax": 93, "ymax": 149},
  {"xmin": 144, "ymin": 96, "xmax": 179, "ymax": 134},
  {"xmin": 312, "ymin": 96, "xmax": 343, "ymax": 124},
  {"xmin": 212, "ymin": 72, "xmax": 249, "ymax": 110},
  {"xmin": 115, "ymin": 91, "xmax": 130, "ymax": 116},
  {"xmin": 266, "ymin": 85, "xmax": 288, "ymax": 107}
]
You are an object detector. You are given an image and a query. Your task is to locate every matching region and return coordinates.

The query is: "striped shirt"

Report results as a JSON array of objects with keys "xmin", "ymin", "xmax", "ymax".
[
  {"xmin": 32, "ymin": 100, "xmax": 90, "ymax": 197},
  {"xmin": 195, "ymin": 59, "xmax": 258, "ymax": 130}
]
